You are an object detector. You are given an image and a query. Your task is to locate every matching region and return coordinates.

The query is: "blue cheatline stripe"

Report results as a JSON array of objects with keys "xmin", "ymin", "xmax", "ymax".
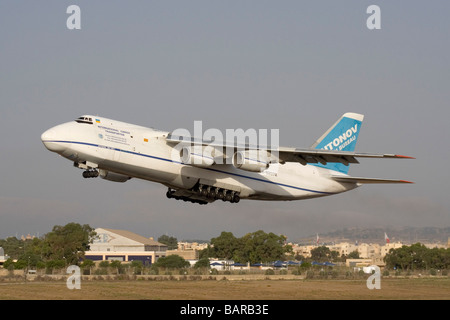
[
  {"xmin": 190, "ymin": 152, "xmax": 214, "ymax": 160},
  {"xmin": 204, "ymin": 167, "xmax": 333, "ymax": 194},
  {"xmin": 43, "ymin": 140, "xmax": 334, "ymax": 195}
]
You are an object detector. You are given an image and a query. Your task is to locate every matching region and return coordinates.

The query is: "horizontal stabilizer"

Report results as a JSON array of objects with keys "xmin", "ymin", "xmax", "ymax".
[{"xmin": 331, "ymin": 176, "xmax": 414, "ymax": 184}]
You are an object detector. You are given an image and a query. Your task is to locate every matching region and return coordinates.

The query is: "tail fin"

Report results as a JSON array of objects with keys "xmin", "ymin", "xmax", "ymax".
[{"xmin": 310, "ymin": 112, "xmax": 364, "ymax": 174}]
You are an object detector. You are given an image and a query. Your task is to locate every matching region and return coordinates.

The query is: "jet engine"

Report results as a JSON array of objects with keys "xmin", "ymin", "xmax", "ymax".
[
  {"xmin": 180, "ymin": 146, "xmax": 215, "ymax": 168},
  {"xmin": 233, "ymin": 150, "xmax": 270, "ymax": 172},
  {"xmin": 99, "ymin": 169, "xmax": 132, "ymax": 182}
]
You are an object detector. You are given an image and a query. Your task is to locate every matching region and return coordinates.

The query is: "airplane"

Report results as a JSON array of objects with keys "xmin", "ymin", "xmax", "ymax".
[{"xmin": 41, "ymin": 113, "xmax": 414, "ymax": 205}]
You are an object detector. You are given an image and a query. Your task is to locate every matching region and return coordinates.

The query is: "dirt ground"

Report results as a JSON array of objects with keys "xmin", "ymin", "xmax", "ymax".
[{"xmin": 1, "ymin": 278, "xmax": 449, "ymax": 300}]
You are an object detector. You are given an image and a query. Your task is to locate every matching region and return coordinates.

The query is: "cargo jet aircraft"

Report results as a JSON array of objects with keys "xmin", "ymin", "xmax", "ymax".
[{"xmin": 41, "ymin": 113, "xmax": 413, "ymax": 205}]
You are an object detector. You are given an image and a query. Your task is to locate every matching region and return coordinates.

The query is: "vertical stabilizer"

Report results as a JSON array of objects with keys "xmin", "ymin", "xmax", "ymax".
[{"xmin": 311, "ymin": 113, "xmax": 364, "ymax": 174}]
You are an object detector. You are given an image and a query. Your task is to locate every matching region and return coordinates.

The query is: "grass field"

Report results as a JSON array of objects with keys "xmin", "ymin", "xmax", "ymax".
[{"xmin": 1, "ymin": 277, "xmax": 449, "ymax": 300}]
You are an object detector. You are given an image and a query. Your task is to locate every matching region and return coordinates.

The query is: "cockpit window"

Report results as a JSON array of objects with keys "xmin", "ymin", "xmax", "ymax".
[{"xmin": 75, "ymin": 116, "xmax": 93, "ymax": 124}]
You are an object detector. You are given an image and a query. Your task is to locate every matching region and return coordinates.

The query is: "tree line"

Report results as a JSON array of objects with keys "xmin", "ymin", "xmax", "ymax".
[
  {"xmin": 198, "ymin": 230, "xmax": 292, "ymax": 264},
  {"xmin": 0, "ymin": 226, "xmax": 293, "ymax": 269},
  {"xmin": 2, "ymin": 223, "xmax": 449, "ymax": 272},
  {"xmin": 384, "ymin": 243, "xmax": 450, "ymax": 271},
  {"xmin": 0, "ymin": 223, "xmax": 95, "ymax": 270}
]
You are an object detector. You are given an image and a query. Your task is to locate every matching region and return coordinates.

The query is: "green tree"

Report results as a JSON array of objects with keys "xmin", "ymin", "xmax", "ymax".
[
  {"xmin": 42, "ymin": 222, "xmax": 96, "ymax": 265},
  {"xmin": 14, "ymin": 237, "xmax": 46, "ymax": 269},
  {"xmin": 158, "ymin": 235, "xmax": 178, "ymax": 250},
  {"xmin": 153, "ymin": 255, "xmax": 190, "ymax": 269},
  {"xmin": 98, "ymin": 260, "xmax": 109, "ymax": 268},
  {"xmin": 198, "ymin": 244, "xmax": 214, "ymax": 259},
  {"xmin": 210, "ymin": 231, "xmax": 239, "ymax": 260},
  {"xmin": 80, "ymin": 259, "xmax": 95, "ymax": 275},
  {"xmin": 3, "ymin": 258, "xmax": 15, "ymax": 270},
  {"xmin": 310, "ymin": 246, "xmax": 333, "ymax": 262},
  {"xmin": 238, "ymin": 230, "xmax": 291, "ymax": 264},
  {"xmin": 384, "ymin": 243, "xmax": 450, "ymax": 271},
  {"xmin": 0, "ymin": 237, "xmax": 25, "ymax": 259},
  {"xmin": 46, "ymin": 259, "xmax": 66, "ymax": 271},
  {"xmin": 295, "ymin": 254, "xmax": 307, "ymax": 262},
  {"xmin": 81, "ymin": 259, "xmax": 95, "ymax": 269},
  {"xmin": 329, "ymin": 250, "xmax": 340, "ymax": 262},
  {"xmin": 109, "ymin": 260, "xmax": 123, "ymax": 274},
  {"xmin": 194, "ymin": 257, "xmax": 210, "ymax": 269},
  {"xmin": 130, "ymin": 260, "xmax": 144, "ymax": 274},
  {"xmin": 207, "ymin": 230, "xmax": 291, "ymax": 264}
]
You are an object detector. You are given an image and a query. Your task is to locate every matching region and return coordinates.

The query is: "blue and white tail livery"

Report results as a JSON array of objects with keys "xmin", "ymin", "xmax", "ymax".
[{"xmin": 311, "ymin": 113, "xmax": 364, "ymax": 174}]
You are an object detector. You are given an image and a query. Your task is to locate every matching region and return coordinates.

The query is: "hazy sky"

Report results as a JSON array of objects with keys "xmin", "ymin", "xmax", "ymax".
[{"xmin": 1, "ymin": 1, "xmax": 449, "ymax": 242}]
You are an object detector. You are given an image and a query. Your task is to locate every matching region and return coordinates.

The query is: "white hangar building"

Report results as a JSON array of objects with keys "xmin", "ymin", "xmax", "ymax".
[{"xmin": 85, "ymin": 228, "xmax": 168, "ymax": 266}]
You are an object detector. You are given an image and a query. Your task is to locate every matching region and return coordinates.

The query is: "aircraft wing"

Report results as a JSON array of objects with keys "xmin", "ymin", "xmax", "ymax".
[
  {"xmin": 276, "ymin": 147, "xmax": 414, "ymax": 166},
  {"xmin": 165, "ymin": 133, "xmax": 414, "ymax": 166},
  {"xmin": 331, "ymin": 176, "xmax": 414, "ymax": 184}
]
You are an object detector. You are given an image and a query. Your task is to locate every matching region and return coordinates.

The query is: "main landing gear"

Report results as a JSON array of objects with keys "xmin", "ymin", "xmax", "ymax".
[
  {"xmin": 196, "ymin": 184, "xmax": 240, "ymax": 203},
  {"xmin": 82, "ymin": 169, "xmax": 99, "ymax": 178},
  {"xmin": 166, "ymin": 188, "xmax": 208, "ymax": 205},
  {"xmin": 166, "ymin": 184, "xmax": 241, "ymax": 205}
]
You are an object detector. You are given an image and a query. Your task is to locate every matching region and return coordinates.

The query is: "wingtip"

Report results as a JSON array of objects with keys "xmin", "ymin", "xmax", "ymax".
[
  {"xmin": 399, "ymin": 180, "xmax": 415, "ymax": 184},
  {"xmin": 395, "ymin": 155, "xmax": 415, "ymax": 159}
]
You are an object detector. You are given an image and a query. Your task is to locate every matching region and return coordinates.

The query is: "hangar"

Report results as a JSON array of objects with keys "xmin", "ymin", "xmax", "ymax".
[{"xmin": 85, "ymin": 228, "xmax": 168, "ymax": 266}]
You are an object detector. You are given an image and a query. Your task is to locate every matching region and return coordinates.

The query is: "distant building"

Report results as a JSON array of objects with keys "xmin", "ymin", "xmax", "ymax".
[
  {"xmin": 293, "ymin": 240, "xmax": 408, "ymax": 265},
  {"xmin": 20, "ymin": 234, "xmax": 35, "ymax": 241},
  {"xmin": 166, "ymin": 242, "xmax": 209, "ymax": 260},
  {"xmin": 380, "ymin": 242, "xmax": 403, "ymax": 257},
  {"xmin": 292, "ymin": 244, "xmax": 316, "ymax": 258},
  {"xmin": 0, "ymin": 247, "xmax": 10, "ymax": 265},
  {"xmin": 346, "ymin": 258, "xmax": 373, "ymax": 268},
  {"xmin": 167, "ymin": 249, "xmax": 199, "ymax": 260},
  {"xmin": 85, "ymin": 228, "xmax": 167, "ymax": 266},
  {"xmin": 328, "ymin": 242, "xmax": 358, "ymax": 257}
]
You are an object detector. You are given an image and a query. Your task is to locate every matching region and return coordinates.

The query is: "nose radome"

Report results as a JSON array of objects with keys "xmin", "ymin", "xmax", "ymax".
[
  {"xmin": 41, "ymin": 128, "xmax": 54, "ymax": 142},
  {"xmin": 41, "ymin": 127, "xmax": 66, "ymax": 153}
]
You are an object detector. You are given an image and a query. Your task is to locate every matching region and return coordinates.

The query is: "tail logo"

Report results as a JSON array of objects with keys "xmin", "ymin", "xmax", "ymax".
[{"xmin": 322, "ymin": 124, "xmax": 358, "ymax": 151}]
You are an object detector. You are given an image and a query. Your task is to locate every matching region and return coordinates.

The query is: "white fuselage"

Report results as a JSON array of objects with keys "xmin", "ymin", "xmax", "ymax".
[{"xmin": 41, "ymin": 116, "xmax": 357, "ymax": 202}]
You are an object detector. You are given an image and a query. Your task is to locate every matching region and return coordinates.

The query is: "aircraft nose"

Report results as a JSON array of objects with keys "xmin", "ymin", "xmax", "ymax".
[
  {"xmin": 41, "ymin": 127, "xmax": 66, "ymax": 153},
  {"xmin": 41, "ymin": 128, "xmax": 53, "ymax": 142}
]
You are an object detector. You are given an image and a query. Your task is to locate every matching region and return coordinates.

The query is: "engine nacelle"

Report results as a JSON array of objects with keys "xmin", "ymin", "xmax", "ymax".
[
  {"xmin": 233, "ymin": 150, "xmax": 270, "ymax": 172},
  {"xmin": 180, "ymin": 146, "xmax": 215, "ymax": 168},
  {"xmin": 99, "ymin": 169, "xmax": 131, "ymax": 182}
]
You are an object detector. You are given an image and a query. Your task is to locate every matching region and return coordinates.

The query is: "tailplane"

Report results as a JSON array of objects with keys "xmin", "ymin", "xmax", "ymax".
[{"xmin": 311, "ymin": 113, "xmax": 364, "ymax": 174}]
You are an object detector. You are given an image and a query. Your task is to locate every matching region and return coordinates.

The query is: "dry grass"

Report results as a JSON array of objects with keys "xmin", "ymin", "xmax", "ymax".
[{"xmin": 1, "ymin": 277, "xmax": 449, "ymax": 300}]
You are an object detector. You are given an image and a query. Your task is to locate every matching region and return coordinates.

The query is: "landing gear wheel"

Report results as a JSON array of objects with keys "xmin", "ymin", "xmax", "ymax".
[{"xmin": 82, "ymin": 170, "xmax": 99, "ymax": 178}]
